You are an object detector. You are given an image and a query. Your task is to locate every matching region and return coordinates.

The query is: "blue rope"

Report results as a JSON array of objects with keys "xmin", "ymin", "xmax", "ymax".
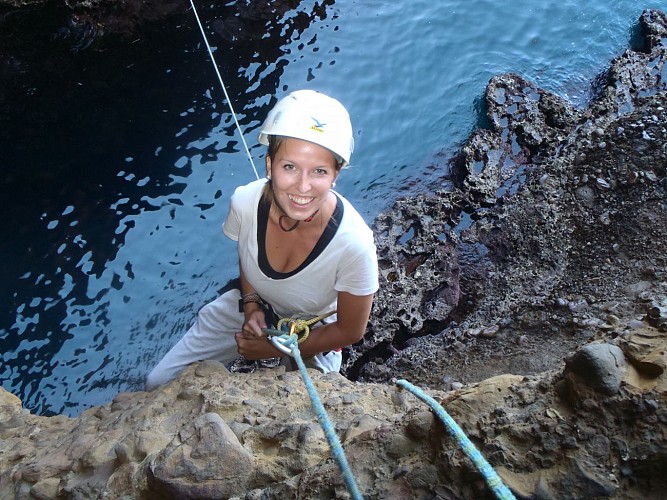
[
  {"xmin": 265, "ymin": 329, "xmax": 363, "ymax": 499},
  {"xmin": 396, "ymin": 379, "xmax": 515, "ymax": 500}
]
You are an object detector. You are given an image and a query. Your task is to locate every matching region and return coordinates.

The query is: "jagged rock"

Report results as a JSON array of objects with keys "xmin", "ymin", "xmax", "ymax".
[
  {"xmin": 29, "ymin": 477, "xmax": 60, "ymax": 500},
  {"xmin": 348, "ymin": 9, "xmax": 667, "ymax": 394},
  {"xmin": 2, "ymin": 334, "xmax": 667, "ymax": 498},
  {"xmin": 620, "ymin": 327, "xmax": 667, "ymax": 384}
]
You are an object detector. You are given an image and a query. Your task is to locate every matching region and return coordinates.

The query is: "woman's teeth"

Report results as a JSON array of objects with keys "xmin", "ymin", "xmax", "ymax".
[{"xmin": 288, "ymin": 195, "xmax": 312, "ymax": 205}]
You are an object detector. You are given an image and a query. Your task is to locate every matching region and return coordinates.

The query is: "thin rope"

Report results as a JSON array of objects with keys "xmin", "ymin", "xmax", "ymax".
[
  {"xmin": 189, "ymin": 0, "xmax": 260, "ymax": 180},
  {"xmin": 396, "ymin": 379, "xmax": 516, "ymax": 500}
]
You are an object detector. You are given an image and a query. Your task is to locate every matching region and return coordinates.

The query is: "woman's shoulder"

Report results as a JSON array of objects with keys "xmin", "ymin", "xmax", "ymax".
[
  {"xmin": 231, "ymin": 178, "xmax": 268, "ymax": 205},
  {"xmin": 334, "ymin": 193, "xmax": 375, "ymax": 245},
  {"xmin": 235, "ymin": 178, "xmax": 268, "ymax": 195}
]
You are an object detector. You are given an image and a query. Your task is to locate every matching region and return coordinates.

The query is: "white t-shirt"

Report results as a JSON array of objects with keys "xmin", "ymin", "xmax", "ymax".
[{"xmin": 223, "ymin": 179, "xmax": 378, "ymax": 319}]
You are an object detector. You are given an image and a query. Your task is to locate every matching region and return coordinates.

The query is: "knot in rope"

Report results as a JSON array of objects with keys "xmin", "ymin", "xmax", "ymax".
[{"xmin": 276, "ymin": 310, "xmax": 336, "ymax": 344}]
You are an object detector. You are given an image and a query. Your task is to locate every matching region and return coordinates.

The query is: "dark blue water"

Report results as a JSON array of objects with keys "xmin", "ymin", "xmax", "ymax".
[{"xmin": 0, "ymin": 0, "xmax": 658, "ymax": 416}]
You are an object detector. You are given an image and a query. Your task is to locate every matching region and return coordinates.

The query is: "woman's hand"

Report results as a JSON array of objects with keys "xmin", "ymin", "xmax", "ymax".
[
  {"xmin": 236, "ymin": 291, "xmax": 375, "ymax": 360},
  {"xmin": 235, "ymin": 329, "xmax": 282, "ymax": 360},
  {"xmin": 236, "ymin": 306, "xmax": 282, "ymax": 360},
  {"xmin": 241, "ymin": 307, "xmax": 267, "ymax": 337}
]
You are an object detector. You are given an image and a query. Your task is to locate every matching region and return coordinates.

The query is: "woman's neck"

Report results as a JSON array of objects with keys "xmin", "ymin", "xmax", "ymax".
[{"xmin": 271, "ymin": 191, "xmax": 333, "ymax": 233}]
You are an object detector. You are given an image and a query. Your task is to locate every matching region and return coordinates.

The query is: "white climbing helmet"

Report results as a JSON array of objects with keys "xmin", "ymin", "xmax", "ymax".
[{"xmin": 258, "ymin": 89, "xmax": 354, "ymax": 165}]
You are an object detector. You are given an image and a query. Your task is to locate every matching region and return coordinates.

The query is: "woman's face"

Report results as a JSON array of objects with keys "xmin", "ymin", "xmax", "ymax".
[{"xmin": 266, "ymin": 137, "xmax": 338, "ymax": 220}]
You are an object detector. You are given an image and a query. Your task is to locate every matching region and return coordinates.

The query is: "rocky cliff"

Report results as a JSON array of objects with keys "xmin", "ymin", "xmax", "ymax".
[{"xmin": 1, "ymin": 8, "xmax": 667, "ymax": 500}]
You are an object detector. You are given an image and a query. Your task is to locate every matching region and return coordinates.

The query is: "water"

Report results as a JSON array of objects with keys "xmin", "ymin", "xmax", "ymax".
[{"xmin": 0, "ymin": 0, "xmax": 657, "ymax": 416}]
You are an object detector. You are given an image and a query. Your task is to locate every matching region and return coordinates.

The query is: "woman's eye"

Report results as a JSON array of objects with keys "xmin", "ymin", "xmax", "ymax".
[
  {"xmin": 283, "ymin": 163, "xmax": 295, "ymax": 170},
  {"xmin": 315, "ymin": 168, "xmax": 328, "ymax": 175}
]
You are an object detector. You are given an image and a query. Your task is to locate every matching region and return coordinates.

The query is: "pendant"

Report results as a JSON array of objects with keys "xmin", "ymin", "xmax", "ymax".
[{"xmin": 278, "ymin": 215, "xmax": 299, "ymax": 232}]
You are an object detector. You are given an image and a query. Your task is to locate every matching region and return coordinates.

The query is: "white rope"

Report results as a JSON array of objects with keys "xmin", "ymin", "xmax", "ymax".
[{"xmin": 189, "ymin": 0, "xmax": 260, "ymax": 180}]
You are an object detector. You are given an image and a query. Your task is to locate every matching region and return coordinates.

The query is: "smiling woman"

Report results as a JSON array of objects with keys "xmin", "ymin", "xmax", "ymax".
[
  {"xmin": 258, "ymin": 88, "xmax": 354, "ymax": 232},
  {"xmin": 265, "ymin": 137, "xmax": 338, "ymax": 234},
  {"xmin": 145, "ymin": 90, "xmax": 379, "ymax": 390}
]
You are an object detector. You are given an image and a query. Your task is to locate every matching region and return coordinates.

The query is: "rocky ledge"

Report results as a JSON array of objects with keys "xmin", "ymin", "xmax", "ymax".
[{"xmin": 2, "ymin": 8, "xmax": 667, "ymax": 500}]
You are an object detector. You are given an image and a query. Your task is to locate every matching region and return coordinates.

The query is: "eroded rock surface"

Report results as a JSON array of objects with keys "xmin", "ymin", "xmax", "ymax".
[{"xmin": 1, "ymin": 330, "xmax": 666, "ymax": 499}]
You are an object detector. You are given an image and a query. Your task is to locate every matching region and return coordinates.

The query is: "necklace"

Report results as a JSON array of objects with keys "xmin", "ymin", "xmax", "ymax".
[
  {"xmin": 278, "ymin": 215, "xmax": 299, "ymax": 232},
  {"xmin": 277, "ymin": 209, "xmax": 320, "ymax": 232}
]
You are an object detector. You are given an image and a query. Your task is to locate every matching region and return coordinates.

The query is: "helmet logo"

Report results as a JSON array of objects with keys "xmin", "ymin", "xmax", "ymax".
[{"xmin": 310, "ymin": 117, "xmax": 326, "ymax": 134}]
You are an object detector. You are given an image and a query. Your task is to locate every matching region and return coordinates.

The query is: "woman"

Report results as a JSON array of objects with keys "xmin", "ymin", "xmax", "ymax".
[{"xmin": 146, "ymin": 90, "xmax": 378, "ymax": 390}]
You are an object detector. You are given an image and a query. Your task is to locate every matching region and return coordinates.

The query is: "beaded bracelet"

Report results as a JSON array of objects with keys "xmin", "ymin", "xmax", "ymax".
[
  {"xmin": 242, "ymin": 292, "xmax": 262, "ymax": 304},
  {"xmin": 238, "ymin": 292, "xmax": 263, "ymax": 312}
]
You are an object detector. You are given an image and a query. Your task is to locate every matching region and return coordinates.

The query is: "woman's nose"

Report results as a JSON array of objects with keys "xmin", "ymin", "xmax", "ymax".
[{"xmin": 298, "ymin": 173, "xmax": 311, "ymax": 192}]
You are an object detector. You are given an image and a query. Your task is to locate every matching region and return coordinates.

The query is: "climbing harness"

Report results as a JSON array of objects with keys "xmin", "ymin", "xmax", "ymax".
[
  {"xmin": 396, "ymin": 380, "xmax": 516, "ymax": 500},
  {"xmin": 263, "ymin": 318, "xmax": 363, "ymax": 500},
  {"xmin": 188, "ymin": 0, "xmax": 260, "ymax": 180}
]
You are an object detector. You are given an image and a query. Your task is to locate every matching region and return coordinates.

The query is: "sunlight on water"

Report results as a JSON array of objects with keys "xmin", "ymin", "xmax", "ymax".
[{"xmin": 0, "ymin": 0, "xmax": 659, "ymax": 415}]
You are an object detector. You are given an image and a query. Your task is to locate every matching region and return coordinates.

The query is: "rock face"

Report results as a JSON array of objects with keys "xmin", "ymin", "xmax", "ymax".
[
  {"xmin": 1, "ymin": 7, "xmax": 667, "ymax": 500},
  {"xmin": 347, "ymin": 9, "xmax": 667, "ymax": 390},
  {"xmin": 1, "ymin": 333, "xmax": 666, "ymax": 499}
]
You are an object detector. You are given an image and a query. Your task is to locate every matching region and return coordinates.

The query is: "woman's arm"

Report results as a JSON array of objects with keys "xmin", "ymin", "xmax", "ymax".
[
  {"xmin": 296, "ymin": 291, "xmax": 374, "ymax": 356},
  {"xmin": 235, "ymin": 291, "xmax": 374, "ymax": 360},
  {"xmin": 238, "ymin": 266, "xmax": 267, "ymax": 337}
]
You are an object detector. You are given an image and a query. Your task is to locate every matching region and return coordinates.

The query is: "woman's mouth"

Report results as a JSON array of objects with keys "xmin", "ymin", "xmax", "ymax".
[{"xmin": 288, "ymin": 194, "xmax": 314, "ymax": 206}]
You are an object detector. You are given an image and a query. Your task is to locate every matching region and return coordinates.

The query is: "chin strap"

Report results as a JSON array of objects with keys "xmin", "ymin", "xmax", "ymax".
[
  {"xmin": 304, "ymin": 208, "xmax": 320, "ymax": 222},
  {"xmin": 277, "ymin": 208, "xmax": 321, "ymax": 232}
]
